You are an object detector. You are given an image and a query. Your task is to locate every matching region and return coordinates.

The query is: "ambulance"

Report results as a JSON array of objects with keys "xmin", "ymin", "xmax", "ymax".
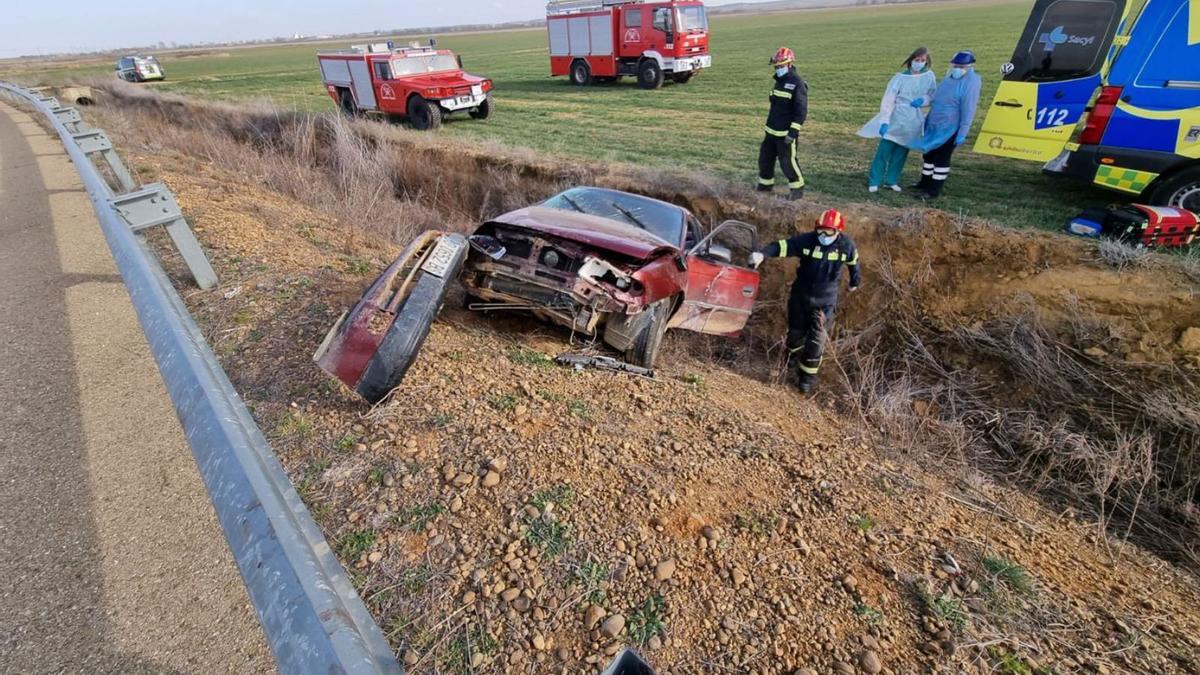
[{"xmin": 975, "ymin": 0, "xmax": 1200, "ymax": 212}]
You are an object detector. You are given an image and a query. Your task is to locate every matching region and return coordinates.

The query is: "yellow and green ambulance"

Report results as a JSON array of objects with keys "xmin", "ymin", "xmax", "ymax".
[{"xmin": 975, "ymin": 0, "xmax": 1200, "ymax": 212}]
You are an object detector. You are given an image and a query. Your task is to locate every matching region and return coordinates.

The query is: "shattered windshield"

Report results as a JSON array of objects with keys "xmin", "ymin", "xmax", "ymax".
[{"xmin": 543, "ymin": 187, "xmax": 685, "ymax": 245}]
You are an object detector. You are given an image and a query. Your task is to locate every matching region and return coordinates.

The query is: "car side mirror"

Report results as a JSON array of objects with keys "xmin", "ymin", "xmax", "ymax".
[
  {"xmin": 457, "ymin": 55, "xmax": 464, "ymax": 68},
  {"xmin": 674, "ymin": 253, "xmax": 688, "ymax": 271}
]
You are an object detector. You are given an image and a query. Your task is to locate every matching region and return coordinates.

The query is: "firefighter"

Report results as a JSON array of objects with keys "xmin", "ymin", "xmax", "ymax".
[
  {"xmin": 911, "ymin": 50, "xmax": 982, "ymax": 200},
  {"xmin": 749, "ymin": 209, "xmax": 861, "ymax": 394},
  {"xmin": 757, "ymin": 47, "xmax": 808, "ymax": 201}
]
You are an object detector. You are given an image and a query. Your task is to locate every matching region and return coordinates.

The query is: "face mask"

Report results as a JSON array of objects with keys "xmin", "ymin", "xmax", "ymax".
[
  {"xmin": 950, "ymin": 67, "xmax": 968, "ymax": 79},
  {"xmin": 817, "ymin": 234, "xmax": 837, "ymax": 246},
  {"xmin": 911, "ymin": 61, "xmax": 927, "ymax": 73},
  {"xmin": 775, "ymin": 66, "xmax": 789, "ymax": 78}
]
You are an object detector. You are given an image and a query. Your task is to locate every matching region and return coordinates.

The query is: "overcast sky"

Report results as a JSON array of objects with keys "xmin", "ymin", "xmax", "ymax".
[{"xmin": 0, "ymin": 0, "xmax": 762, "ymax": 56}]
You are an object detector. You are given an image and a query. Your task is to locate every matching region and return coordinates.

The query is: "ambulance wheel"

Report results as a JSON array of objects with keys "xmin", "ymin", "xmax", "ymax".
[
  {"xmin": 1149, "ymin": 166, "xmax": 1200, "ymax": 213},
  {"xmin": 637, "ymin": 60, "xmax": 664, "ymax": 90},
  {"xmin": 570, "ymin": 60, "xmax": 592, "ymax": 86},
  {"xmin": 469, "ymin": 96, "xmax": 492, "ymax": 120},
  {"xmin": 671, "ymin": 72, "xmax": 694, "ymax": 84},
  {"xmin": 409, "ymin": 96, "xmax": 443, "ymax": 131}
]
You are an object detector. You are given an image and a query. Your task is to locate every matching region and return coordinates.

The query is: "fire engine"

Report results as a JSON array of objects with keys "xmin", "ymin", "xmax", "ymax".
[
  {"xmin": 316, "ymin": 41, "xmax": 494, "ymax": 130},
  {"xmin": 546, "ymin": 0, "xmax": 712, "ymax": 89}
]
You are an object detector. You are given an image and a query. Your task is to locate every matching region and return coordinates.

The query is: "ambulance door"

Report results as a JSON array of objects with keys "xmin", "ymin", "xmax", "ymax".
[{"xmin": 975, "ymin": 0, "xmax": 1130, "ymax": 162}]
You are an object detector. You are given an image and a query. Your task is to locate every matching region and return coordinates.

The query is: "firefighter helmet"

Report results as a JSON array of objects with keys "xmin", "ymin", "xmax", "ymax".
[
  {"xmin": 770, "ymin": 47, "xmax": 795, "ymax": 66},
  {"xmin": 815, "ymin": 209, "xmax": 846, "ymax": 232}
]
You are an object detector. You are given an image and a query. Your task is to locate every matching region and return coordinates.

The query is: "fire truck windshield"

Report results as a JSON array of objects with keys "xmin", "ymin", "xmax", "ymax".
[
  {"xmin": 392, "ymin": 54, "xmax": 460, "ymax": 76},
  {"xmin": 677, "ymin": 6, "xmax": 707, "ymax": 32}
]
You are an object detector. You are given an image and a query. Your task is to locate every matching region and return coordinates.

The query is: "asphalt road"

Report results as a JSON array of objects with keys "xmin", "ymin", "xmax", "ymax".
[{"xmin": 0, "ymin": 101, "xmax": 273, "ymax": 673}]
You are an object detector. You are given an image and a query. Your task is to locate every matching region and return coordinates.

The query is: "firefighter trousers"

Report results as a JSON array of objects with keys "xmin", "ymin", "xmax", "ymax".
[
  {"xmin": 786, "ymin": 293, "xmax": 835, "ymax": 385},
  {"xmin": 916, "ymin": 137, "xmax": 957, "ymax": 197},
  {"xmin": 757, "ymin": 133, "xmax": 806, "ymax": 190}
]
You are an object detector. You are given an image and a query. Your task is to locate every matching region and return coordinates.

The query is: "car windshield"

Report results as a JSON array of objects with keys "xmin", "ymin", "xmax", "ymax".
[
  {"xmin": 392, "ymin": 54, "xmax": 459, "ymax": 76},
  {"xmin": 543, "ymin": 187, "xmax": 685, "ymax": 246},
  {"xmin": 677, "ymin": 6, "xmax": 707, "ymax": 31}
]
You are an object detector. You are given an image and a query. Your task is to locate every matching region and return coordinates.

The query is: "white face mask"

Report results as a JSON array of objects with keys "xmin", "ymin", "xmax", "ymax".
[
  {"xmin": 775, "ymin": 66, "xmax": 789, "ymax": 78},
  {"xmin": 911, "ymin": 60, "xmax": 927, "ymax": 72},
  {"xmin": 818, "ymin": 234, "xmax": 837, "ymax": 246},
  {"xmin": 950, "ymin": 67, "xmax": 968, "ymax": 79}
]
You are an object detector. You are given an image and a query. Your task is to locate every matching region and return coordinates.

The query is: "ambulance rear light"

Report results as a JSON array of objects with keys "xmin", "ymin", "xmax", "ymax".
[{"xmin": 1079, "ymin": 86, "xmax": 1122, "ymax": 146}]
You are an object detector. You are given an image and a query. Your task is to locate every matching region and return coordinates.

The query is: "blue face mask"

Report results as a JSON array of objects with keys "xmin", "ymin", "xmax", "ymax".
[
  {"xmin": 818, "ymin": 234, "xmax": 837, "ymax": 247},
  {"xmin": 775, "ymin": 66, "xmax": 789, "ymax": 78},
  {"xmin": 911, "ymin": 61, "xmax": 927, "ymax": 73},
  {"xmin": 950, "ymin": 67, "xmax": 968, "ymax": 79}
]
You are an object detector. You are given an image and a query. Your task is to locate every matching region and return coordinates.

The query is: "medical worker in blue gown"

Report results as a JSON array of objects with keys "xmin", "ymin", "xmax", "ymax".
[
  {"xmin": 912, "ymin": 50, "xmax": 983, "ymax": 200},
  {"xmin": 858, "ymin": 47, "xmax": 937, "ymax": 193}
]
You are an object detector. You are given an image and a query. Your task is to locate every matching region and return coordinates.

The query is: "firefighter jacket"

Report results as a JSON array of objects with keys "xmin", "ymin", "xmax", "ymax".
[
  {"xmin": 766, "ymin": 68, "xmax": 809, "ymax": 140},
  {"xmin": 762, "ymin": 231, "xmax": 861, "ymax": 306}
]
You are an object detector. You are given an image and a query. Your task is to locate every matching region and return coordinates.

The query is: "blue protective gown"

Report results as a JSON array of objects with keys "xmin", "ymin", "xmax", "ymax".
[
  {"xmin": 913, "ymin": 69, "xmax": 982, "ymax": 153},
  {"xmin": 857, "ymin": 69, "xmax": 937, "ymax": 148}
]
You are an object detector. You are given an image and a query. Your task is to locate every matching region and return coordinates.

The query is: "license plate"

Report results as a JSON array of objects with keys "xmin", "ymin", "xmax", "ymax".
[
  {"xmin": 421, "ymin": 237, "xmax": 460, "ymax": 277},
  {"xmin": 458, "ymin": 95, "xmax": 472, "ymax": 105}
]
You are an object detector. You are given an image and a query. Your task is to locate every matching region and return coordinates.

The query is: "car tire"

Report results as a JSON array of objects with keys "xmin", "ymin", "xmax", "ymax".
[
  {"xmin": 1148, "ymin": 165, "xmax": 1200, "ymax": 213},
  {"xmin": 671, "ymin": 72, "xmax": 694, "ymax": 84},
  {"xmin": 469, "ymin": 95, "xmax": 493, "ymax": 120},
  {"xmin": 637, "ymin": 59, "xmax": 664, "ymax": 90},
  {"xmin": 355, "ymin": 239, "xmax": 468, "ymax": 404},
  {"xmin": 570, "ymin": 59, "xmax": 592, "ymax": 86},
  {"xmin": 624, "ymin": 297, "xmax": 674, "ymax": 369},
  {"xmin": 338, "ymin": 89, "xmax": 358, "ymax": 118},
  {"xmin": 409, "ymin": 96, "xmax": 443, "ymax": 131}
]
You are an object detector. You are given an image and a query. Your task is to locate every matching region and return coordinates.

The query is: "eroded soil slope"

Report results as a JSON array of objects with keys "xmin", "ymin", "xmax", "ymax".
[{"xmin": 102, "ymin": 123, "xmax": 1200, "ymax": 675}]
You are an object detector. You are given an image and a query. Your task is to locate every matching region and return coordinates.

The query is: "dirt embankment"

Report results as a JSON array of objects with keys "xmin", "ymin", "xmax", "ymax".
[{"xmin": 77, "ymin": 84, "xmax": 1200, "ymax": 674}]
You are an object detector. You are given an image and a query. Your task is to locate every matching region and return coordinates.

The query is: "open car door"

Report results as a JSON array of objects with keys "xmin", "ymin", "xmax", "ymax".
[
  {"xmin": 668, "ymin": 220, "xmax": 760, "ymax": 336},
  {"xmin": 975, "ymin": 0, "xmax": 1130, "ymax": 162}
]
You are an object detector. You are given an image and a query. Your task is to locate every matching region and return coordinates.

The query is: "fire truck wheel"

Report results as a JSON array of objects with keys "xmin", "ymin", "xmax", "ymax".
[
  {"xmin": 672, "ymin": 72, "xmax": 694, "ymax": 84},
  {"xmin": 338, "ymin": 89, "xmax": 358, "ymax": 118},
  {"xmin": 570, "ymin": 60, "xmax": 592, "ymax": 86},
  {"xmin": 409, "ymin": 96, "xmax": 444, "ymax": 131},
  {"xmin": 469, "ymin": 96, "xmax": 493, "ymax": 120},
  {"xmin": 637, "ymin": 60, "xmax": 664, "ymax": 90},
  {"xmin": 1149, "ymin": 165, "xmax": 1200, "ymax": 213}
]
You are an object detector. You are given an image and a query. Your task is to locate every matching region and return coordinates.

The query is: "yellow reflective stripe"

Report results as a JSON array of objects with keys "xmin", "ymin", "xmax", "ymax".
[
  {"xmin": 778, "ymin": 239, "xmax": 788, "ymax": 257},
  {"xmin": 764, "ymin": 126, "xmax": 788, "ymax": 137},
  {"xmin": 789, "ymin": 143, "xmax": 805, "ymax": 187},
  {"xmin": 757, "ymin": 177, "xmax": 775, "ymax": 186},
  {"xmin": 798, "ymin": 363, "xmax": 820, "ymax": 375},
  {"xmin": 790, "ymin": 122, "xmax": 803, "ymax": 131},
  {"xmin": 787, "ymin": 181, "xmax": 804, "ymax": 189},
  {"xmin": 802, "ymin": 248, "xmax": 811, "ymax": 256},
  {"xmin": 788, "ymin": 346, "xmax": 804, "ymax": 354},
  {"xmin": 811, "ymin": 250, "xmax": 824, "ymax": 260},
  {"xmin": 847, "ymin": 252, "xmax": 859, "ymax": 265},
  {"xmin": 771, "ymin": 89, "xmax": 793, "ymax": 99}
]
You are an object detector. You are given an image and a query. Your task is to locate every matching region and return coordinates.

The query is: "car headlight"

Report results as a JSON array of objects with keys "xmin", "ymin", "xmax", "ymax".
[{"xmin": 541, "ymin": 249, "xmax": 560, "ymax": 268}]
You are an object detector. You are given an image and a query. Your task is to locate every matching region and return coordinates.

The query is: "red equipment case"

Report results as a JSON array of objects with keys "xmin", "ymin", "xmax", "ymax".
[{"xmin": 1109, "ymin": 204, "xmax": 1199, "ymax": 248}]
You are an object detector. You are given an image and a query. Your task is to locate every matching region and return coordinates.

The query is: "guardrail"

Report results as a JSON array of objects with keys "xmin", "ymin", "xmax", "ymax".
[{"xmin": 0, "ymin": 83, "xmax": 403, "ymax": 675}]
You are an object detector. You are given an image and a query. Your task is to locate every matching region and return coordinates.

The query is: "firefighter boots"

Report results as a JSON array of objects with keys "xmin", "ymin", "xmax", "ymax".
[{"xmin": 789, "ymin": 187, "xmax": 805, "ymax": 201}]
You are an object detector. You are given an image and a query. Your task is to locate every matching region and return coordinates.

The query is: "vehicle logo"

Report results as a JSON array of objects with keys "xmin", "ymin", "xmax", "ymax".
[
  {"xmin": 1001, "ymin": 62, "xmax": 1015, "ymax": 75},
  {"xmin": 989, "ymin": 137, "xmax": 1005, "ymax": 149},
  {"xmin": 380, "ymin": 84, "xmax": 395, "ymax": 100},
  {"xmin": 1187, "ymin": 126, "xmax": 1200, "ymax": 144},
  {"xmin": 1038, "ymin": 25, "xmax": 1096, "ymax": 53},
  {"xmin": 624, "ymin": 28, "xmax": 641, "ymax": 42}
]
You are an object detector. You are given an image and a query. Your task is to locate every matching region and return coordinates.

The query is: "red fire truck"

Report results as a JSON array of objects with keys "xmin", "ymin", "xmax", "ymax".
[
  {"xmin": 316, "ymin": 41, "xmax": 494, "ymax": 130},
  {"xmin": 546, "ymin": 0, "xmax": 711, "ymax": 89}
]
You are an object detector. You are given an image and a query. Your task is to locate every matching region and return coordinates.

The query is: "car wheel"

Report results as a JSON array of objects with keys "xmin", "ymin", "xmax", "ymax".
[
  {"xmin": 409, "ymin": 96, "xmax": 443, "ymax": 131},
  {"xmin": 671, "ymin": 72, "xmax": 694, "ymax": 84},
  {"xmin": 570, "ymin": 59, "xmax": 592, "ymax": 86},
  {"xmin": 338, "ymin": 89, "xmax": 358, "ymax": 118},
  {"xmin": 1149, "ymin": 165, "xmax": 1200, "ymax": 213},
  {"xmin": 469, "ymin": 95, "xmax": 493, "ymax": 120},
  {"xmin": 637, "ymin": 60, "xmax": 664, "ymax": 90},
  {"xmin": 625, "ymin": 297, "xmax": 674, "ymax": 369}
]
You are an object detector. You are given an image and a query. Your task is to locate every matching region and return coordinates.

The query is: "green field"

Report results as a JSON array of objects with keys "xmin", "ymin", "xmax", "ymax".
[{"xmin": 10, "ymin": 0, "xmax": 1119, "ymax": 231}]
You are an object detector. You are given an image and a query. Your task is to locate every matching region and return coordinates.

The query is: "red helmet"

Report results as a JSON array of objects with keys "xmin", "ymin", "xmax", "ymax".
[
  {"xmin": 816, "ymin": 209, "xmax": 846, "ymax": 232},
  {"xmin": 770, "ymin": 47, "xmax": 795, "ymax": 66}
]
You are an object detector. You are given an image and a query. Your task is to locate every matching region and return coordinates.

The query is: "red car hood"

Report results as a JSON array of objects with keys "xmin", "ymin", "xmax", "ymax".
[
  {"xmin": 401, "ymin": 70, "xmax": 486, "ymax": 88},
  {"xmin": 491, "ymin": 206, "xmax": 679, "ymax": 261}
]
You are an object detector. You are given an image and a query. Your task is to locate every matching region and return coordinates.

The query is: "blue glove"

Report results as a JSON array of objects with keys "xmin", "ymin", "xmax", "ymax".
[
  {"xmin": 879, "ymin": 123, "xmax": 889, "ymax": 137},
  {"xmin": 910, "ymin": 97, "xmax": 924, "ymax": 108},
  {"xmin": 955, "ymin": 133, "xmax": 968, "ymax": 146}
]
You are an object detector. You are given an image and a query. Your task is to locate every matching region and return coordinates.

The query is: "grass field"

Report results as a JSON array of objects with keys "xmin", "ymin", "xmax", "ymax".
[{"xmin": 7, "ymin": 0, "xmax": 1120, "ymax": 231}]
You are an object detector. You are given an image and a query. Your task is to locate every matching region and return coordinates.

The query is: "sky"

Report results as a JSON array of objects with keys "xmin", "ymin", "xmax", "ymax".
[{"xmin": 0, "ymin": 0, "xmax": 762, "ymax": 56}]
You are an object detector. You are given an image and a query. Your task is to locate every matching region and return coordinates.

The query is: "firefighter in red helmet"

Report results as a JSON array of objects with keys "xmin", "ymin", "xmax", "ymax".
[
  {"xmin": 749, "ymin": 209, "xmax": 861, "ymax": 393},
  {"xmin": 757, "ymin": 47, "xmax": 809, "ymax": 200}
]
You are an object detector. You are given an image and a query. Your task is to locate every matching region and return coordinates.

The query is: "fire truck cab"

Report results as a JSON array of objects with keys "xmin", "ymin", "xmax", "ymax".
[
  {"xmin": 317, "ymin": 41, "xmax": 494, "ymax": 131},
  {"xmin": 546, "ymin": 0, "xmax": 711, "ymax": 89}
]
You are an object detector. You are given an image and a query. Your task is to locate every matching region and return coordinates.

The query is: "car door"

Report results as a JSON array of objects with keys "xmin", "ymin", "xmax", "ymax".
[
  {"xmin": 668, "ymin": 220, "xmax": 760, "ymax": 336},
  {"xmin": 974, "ymin": 0, "xmax": 1130, "ymax": 162},
  {"xmin": 371, "ymin": 59, "xmax": 400, "ymax": 113}
]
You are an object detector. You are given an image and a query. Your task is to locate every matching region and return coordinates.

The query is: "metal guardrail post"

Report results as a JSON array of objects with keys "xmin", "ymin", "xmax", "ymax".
[
  {"xmin": 0, "ymin": 82, "xmax": 403, "ymax": 675},
  {"xmin": 72, "ymin": 129, "xmax": 137, "ymax": 192}
]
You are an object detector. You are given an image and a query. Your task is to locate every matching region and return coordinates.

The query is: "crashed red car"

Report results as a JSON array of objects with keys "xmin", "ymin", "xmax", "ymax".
[{"xmin": 462, "ymin": 186, "xmax": 761, "ymax": 367}]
